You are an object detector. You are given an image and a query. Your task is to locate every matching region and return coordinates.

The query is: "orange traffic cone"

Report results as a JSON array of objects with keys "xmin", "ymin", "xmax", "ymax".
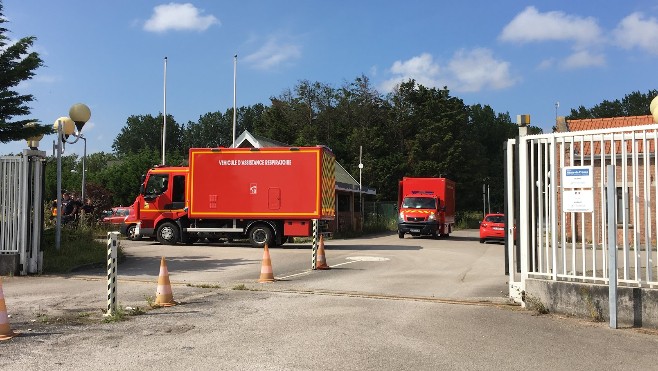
[
  {"xmin": 154, "ymin": 257, "xmax": 176, "ymax": 307},
  {"xmin": 258, "ymin": 244, "xmax": 275, "ymax": 283},
  {"xmin": 0, "ymin": 278, "xmax": 17, "ymax": 341},
  {"xmin": 315, "ymin": 235, "xmax": 330, "ymax": 270}
]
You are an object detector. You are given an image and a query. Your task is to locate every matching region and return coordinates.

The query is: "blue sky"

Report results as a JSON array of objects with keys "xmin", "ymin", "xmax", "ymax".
[{"xmin": 2, "ymin": 1, "xmax": 658, "ymax": 156}]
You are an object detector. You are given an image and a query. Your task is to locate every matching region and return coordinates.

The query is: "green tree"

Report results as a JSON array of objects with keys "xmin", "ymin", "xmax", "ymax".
[
  {"xmin": 568, "ymin": 90, "xmax": 658, "ymax": 120},
  {"xmin": 112, "ymin": 114, "xmax": 184, "ymax": 159},
  {"xmin": 0, "ymin": 1, "xmax": 48, "ymax": 143}
]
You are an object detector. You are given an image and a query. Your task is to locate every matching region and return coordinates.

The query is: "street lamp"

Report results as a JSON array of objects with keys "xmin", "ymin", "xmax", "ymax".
[
  {"xmin": 53, "ymin": 103, "xmax": 91, "ymax": 250},
  {"xmin": 25, "ymin": 122, "xmax": 44, "ymax": 149}
]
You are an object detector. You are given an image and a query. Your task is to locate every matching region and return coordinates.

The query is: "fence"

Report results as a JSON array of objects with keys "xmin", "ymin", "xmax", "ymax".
[
  {"xmin": 507, "ymin": 123, "xmax": 658, "ymax": 302},
  {"xmin": 0, "ymin": 150, "xmax": 46, "ymax": 274}
]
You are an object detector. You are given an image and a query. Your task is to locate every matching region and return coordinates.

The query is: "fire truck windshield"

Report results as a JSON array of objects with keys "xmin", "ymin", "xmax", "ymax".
[
  {"xmin": 402, "ymin": 197, "xmax": 436, "ymax": 209},
  {"xmin": 145, "ymin": 174, "xmax": 169, "ymax": 196}
]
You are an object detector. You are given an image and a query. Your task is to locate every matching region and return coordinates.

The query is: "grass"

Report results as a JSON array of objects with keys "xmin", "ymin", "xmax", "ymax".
[{"xmin": 41, "ymin": 224, "xmax": 125, "ymax": 274}]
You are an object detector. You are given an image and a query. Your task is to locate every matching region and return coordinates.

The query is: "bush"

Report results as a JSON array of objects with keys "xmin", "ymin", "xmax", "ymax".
[
  {"xmin": 41, "ymin": 225, "xmax": 124, "ymax": 274},
  {"xmin": 455, "ymin": 210, "xmax": 483, "ymax": 230}
]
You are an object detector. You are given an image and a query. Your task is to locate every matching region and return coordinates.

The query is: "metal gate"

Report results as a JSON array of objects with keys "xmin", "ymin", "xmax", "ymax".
[
  {"xmin": 506, "ymin": 123, "xmax": 658, "ymax": 303},
  {"xmin": 0, "ymin": 149, "xmax": 46, "ymax": 274}
]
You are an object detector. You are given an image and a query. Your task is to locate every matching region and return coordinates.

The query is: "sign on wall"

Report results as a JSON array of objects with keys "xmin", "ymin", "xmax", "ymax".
[{"xmin": 562, "ymin": 166, "xmax": 594, "ymax": 213}]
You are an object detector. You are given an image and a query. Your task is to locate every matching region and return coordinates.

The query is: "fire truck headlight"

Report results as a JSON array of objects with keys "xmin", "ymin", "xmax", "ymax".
[
  {"xmin": 428, "ymin": 212, "xmax": 436, "ymax": 221},
  {"xmin": 398, "ymin": 211, "xmax": 405, "ymax": 222}
]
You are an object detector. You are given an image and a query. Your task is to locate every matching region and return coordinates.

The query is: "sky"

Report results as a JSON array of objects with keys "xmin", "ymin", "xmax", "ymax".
[{"xmin": 2, "ymin": 0, "xmax": 658, "ymax": 157}]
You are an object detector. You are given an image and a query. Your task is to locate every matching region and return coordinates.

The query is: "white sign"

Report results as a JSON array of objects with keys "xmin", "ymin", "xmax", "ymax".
[
  {"xmin": 562, "ymin": 166, "xmax": 593, "ymax": 188},
  {"xmin": 563, "ymin": 190, "xmax": 594, "ymax": 212}
]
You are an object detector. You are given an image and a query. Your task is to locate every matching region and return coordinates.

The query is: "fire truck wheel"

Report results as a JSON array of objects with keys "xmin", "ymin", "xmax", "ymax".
[
  {"xmin": 157, "ymin": 222, "xmax": 179, "ymax": 245},
  {"xmin": 126, "ymin": 225, "xmax": 137, "ymax": 240},
  {"xmin": 248, "ymin": 224, "xmax": 273, "ymax": 248},
  {"xmin": 398, "ymin": 231, "xmax": 404, "ymax": 239}
]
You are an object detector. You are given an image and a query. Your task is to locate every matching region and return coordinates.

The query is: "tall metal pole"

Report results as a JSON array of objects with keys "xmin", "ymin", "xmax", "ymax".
[
  {"xmin": 55, "ymin": 121, "xmax": 63, "ymax": 251},
  {"xmin": 359, "ymin": 146, "xmax": 363, "ymax": 232},
  {"xmin": 232, "ymin": 54, "xmax": 237, "ymax": 147},
  {"xmin": 162, "ymin": 56, "xmax": 167, "ymax": 165},
  {"xmin": 482, "ymin": 183, "xmax": 486, "ymax": 218},
  {"xmin": 487, "ymin": 184, "xmax": 491, "ymax": 214},
  {"xmin": 81, "ymin": 135, "xmax": 86, "ymax": 202}
]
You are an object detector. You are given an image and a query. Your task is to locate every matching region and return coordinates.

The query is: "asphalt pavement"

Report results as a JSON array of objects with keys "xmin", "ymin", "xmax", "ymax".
[{"xmin": 3, "ymin": 230, "xmax": 658, "ymax": 370}]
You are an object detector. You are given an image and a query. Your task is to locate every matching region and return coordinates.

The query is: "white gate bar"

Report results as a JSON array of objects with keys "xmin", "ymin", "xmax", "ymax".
[
  {"xmin": 590, "ymin": 135, "xmax": 597, "ymax": 279},
  {"xmin": 519, "ymin": 135, "xmax": 530, "ymax": 285},
  {"xmin": 654, "ymin": 129, "xmax": 658, "ymax": 284},
  {"xmin": 642, "ymin": 132, "xmax": 651, "ymax": 283},
  {"xmin": 621, "ymin": 132, "xmax": 629, "ymax": 280},
  {"xmin": 632, "ymin": 133, "xmax": 640, "ymax": 282},
  {"xmin": 550, "ymin": 135, "xmax": 559, "ymax": 280}
]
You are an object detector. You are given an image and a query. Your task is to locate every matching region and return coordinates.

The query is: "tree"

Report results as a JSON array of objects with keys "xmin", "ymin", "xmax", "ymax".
[
  {"xmin": 112, "ymin": 114, "xmax": 184, "ymax": 160},
  {"xmin": 0, "ymin": 1, "xmax": 48, "ymax": 143},
  {"xmin": 568, "ymin": 90, "xmax": 658, "ymax": 120}
]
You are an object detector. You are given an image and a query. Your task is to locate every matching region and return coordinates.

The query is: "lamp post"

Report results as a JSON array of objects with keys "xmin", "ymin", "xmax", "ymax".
[
  {"xmin": 79, "ymin": 135, "xmax": 87, "ymax": 202},
  {"xmin": 53, "ymin": 103, "xmax": 91, "ymax": 251}
]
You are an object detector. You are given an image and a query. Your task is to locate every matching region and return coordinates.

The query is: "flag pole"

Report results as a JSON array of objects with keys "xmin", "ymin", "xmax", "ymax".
[
  {"xmin": 162, "ymin": 56, "xmax": 167, "ymax": 165},
  {"xmin": 232, "ymin": 54, "xmax": 237, "ymax": 147}
]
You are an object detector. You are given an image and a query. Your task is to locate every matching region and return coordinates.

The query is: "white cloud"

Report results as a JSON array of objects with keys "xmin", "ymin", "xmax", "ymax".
[
  {"xmin": 499, "ymin": 6, "xmax": 602, "ymax": 47},
  {"xmin": 562, "ymin": 50, "xmax": 605, "ymax": 69},
  {"xmin": 537, "ymin": 58, "xmax": 555, "ymax": 70},
  {"xmin": 613, "ymin": 12, "xmax": 658, "ymax": 55},
  {"xmin": 379, "ymin": 53, "xmax": 442, "ymax": 92},
  {"xmin": 447, "ymin": 48, "xmax": 516, "ymax": 92},
  {"xmin": 244, "ymin": 37, "xmax": 302, "ymax": 70},
  {"xmin": 380, "ymin": 49, "xmax": 517, "ymax": 93},
  {"xmin": 144, "ymin": 3, "xmax": 219, "ymax": 33}
]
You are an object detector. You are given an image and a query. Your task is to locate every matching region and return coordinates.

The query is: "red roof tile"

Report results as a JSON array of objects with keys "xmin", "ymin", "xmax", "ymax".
[
  {"xmin": 566, "ymin": 115, "xmax": 657, "ymax": 156},
  {"xmin": 567, "ymin": 115, "xmax": 654, "ymax": 132}
]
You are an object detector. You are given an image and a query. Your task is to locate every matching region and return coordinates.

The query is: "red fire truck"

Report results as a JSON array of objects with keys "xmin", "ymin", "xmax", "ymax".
[
  {"xmin": 132, "ymin": 146, "xmax": 336, "ymax": 247},
  {"xmin": 397, "ymin": 177, "xmax": 455, "ymax": 238}
]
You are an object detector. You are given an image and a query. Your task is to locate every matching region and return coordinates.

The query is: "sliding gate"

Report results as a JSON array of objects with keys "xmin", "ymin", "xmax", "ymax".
[
  {"xmin": 0, "ymin": 149, "xmax": 46, "ymax": 274},
  {"xmin": 507, "ymin": 124, "xmax": 658, "ymax": 303}
]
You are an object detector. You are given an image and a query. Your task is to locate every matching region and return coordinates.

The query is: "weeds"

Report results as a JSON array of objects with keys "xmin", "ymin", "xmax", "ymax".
[
  {"xmin": 525, "ymin": 294, "xmax": 549, "ymax": 315},
  {"xmin": 580, "ymin": 287, "xmax": 604, "ymax": 322},
  {"xmin": 232, "ymin": 284, "xmax": 248, "ymax": 290},
  {"xmin": 103, "ymin": 306, "xmax": 126, "ymax": 323},
  {"xmin": 145, "ymin": 295, "xmax": 156, "ymax": 308},
  {"xmin": 187, "ymin": 283, "xmax": 221, "ymax": 289}
]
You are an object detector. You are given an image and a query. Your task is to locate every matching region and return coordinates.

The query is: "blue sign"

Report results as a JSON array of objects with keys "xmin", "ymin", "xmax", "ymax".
[{"xmin": 565, "ymin": 168, "xmax": 590, "ymax": 177}]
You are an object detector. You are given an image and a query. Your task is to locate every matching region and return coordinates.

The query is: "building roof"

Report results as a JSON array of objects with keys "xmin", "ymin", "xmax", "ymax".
[
  {"xmin": 233, "ymin": 130, "xmax": 376, "ymax": 195},
  {"xmin": 234, "ymin": 131, "xmax": 289, "ymax": 148},
  {"xmin": 564, "ymin": 115, "xmax": 657, "ymax": 155},
  {"xmin": 565, "ymin": 115, "xmax": 654, "ymax": 132}
]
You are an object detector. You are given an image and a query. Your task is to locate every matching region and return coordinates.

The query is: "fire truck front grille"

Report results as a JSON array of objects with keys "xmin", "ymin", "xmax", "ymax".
[{"xmin": 407, "ymin": 217, "xmax": 425, "ymax": 222}]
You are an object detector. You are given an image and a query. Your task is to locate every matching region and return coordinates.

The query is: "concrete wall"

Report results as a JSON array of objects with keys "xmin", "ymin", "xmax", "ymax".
[
  {"xmin": 525, "ymin": 278, "xmax": 658, "ymax": 329},
  {"xmin": 0, "ymin": 254, "xmax": 20, "ymax": 276}
]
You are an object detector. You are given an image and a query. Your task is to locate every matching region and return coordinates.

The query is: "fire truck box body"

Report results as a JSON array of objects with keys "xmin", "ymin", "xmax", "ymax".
[
  {"xmin": 134, "ymin": 146, "xmax": 335, "ymax": 247},
  {"xmin": 397, "ymin": 177, "xmax": 455, "ymax": 238}
]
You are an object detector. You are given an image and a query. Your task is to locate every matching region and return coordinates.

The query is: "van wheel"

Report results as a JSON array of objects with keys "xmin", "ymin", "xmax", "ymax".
[
  {"xmin": 249, "ymin": 224, "xmax": 273, "ymax": 248},
  {"xmin": 157, "ymin": 222, "xmax": 179, "ymax": 245}
]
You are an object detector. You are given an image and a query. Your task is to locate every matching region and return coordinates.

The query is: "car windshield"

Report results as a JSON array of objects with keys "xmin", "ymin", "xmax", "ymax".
[
  {"xmin": 486, "ymin": 215, "xmax": 504, "ymax": 223},
  {"xmin": 402, "ymin": 197, "xmax": 436, "ymax": 209}
]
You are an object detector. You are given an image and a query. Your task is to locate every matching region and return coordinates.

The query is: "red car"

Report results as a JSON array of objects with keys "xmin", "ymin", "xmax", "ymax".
[
  {"xmin": 479, "ymin": 213, "xmax": 506, "ymax": 243},
  {"xmin": 101, "ymin": 206, "xmax": 132, "ymax": 225}
]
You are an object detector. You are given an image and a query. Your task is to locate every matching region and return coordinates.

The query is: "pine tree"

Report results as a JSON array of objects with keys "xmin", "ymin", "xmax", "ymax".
[{"xmin": 0, "ymin": 1, "xmax": 47, "ymax": 143}]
